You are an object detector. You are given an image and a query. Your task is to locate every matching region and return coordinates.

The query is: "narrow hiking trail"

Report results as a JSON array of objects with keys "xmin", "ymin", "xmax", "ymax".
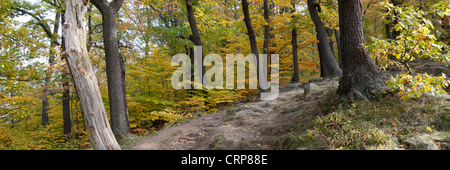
[
  {"xmin": 133, "ymin": 83, "xmax": 306, "ymax": 150},
  {"xmin": 133, "ymin": 78, "xmax": 340, "ymax": 150}
]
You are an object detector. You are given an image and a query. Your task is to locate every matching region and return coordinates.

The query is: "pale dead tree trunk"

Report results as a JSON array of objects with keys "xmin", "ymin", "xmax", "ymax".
[{"xmin": 63, "ymin": 0, "xmax": 120, "ymax": 150}]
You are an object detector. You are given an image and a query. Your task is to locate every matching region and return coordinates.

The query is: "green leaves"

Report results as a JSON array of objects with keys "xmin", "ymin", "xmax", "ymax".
[
  {"xmin": 370, "ymin": 1, "xmax": 450, "ymax": 71},
  {"xmin": 387, "ymin": 73, "xmax": 450, "ymax": 100}
]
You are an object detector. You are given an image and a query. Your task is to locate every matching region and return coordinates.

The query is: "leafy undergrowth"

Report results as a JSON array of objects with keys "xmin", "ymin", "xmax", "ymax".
[{"xmin": 276, "ymin": 92, "xmax": 450, "ymax": 150}]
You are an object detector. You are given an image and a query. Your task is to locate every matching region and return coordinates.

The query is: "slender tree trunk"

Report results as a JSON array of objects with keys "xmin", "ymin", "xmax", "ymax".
[
  {"xmin": 42, "ymin": 12, "xmax": 61, "ymax": 127},
  {"xmin": 291, "ymin": 1, "xmax": 299, "ymax": 83},
  {"xmin": 263, "ymin": 0, "xmax": 270, "ymax": 55},
  {"xmin": 337, "ymin": 0, "xmax": 385, "ymax": 101},
  {"xmin": 263, "ymin": 0, "xmax": 270, "ymax": 86},
  {"xmin": 326, "ymin": 28, "xmax": 334, "ymax": 56},
  {"xmin": 385, "ymin": 0, "xmax": 401, "ymax": 60},
  {"xmin": 374, "ymin": 17, "xmax": 379, "ymax": 66},
  {"xmin": 391, "ymin": 0, "xmax": 401, "ymax": 40},
  {"xmin": 63, "ymin": 0, "xmax": 120, "ymax": 150},
  {"xmin": 185, "ymin": 0, "xmax": 205, "ymax": 93},
  {"xmin": 91, "ymin": 0, "xmax": 131, "ymax": 138},
  {"xmin": 61, "ymin": 12, "xmax": 71, "ymax": 137},
  {"xmin": 242, "ymin": 0, "xmax": 263, "ymax": 94},
  {"xmin": 307, "ymin": 0, "xmax": 342, "ymax": 78},
  {"xmin": 188, "ymin": 36, "xmax": 195, "ymax": 96},
  {"xmin": 87, "ymin": 5, "xmax": 92, "ymax": 52},
  {"xmin": 334, "ymin": 29, "xmax": 342, "ymax": 69}
]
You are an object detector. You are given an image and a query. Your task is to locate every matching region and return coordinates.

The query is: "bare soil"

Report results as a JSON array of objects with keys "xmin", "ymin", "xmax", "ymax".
[{"xmin": 133, "ymin": 78, "xmax": 339, "ymax": 150}]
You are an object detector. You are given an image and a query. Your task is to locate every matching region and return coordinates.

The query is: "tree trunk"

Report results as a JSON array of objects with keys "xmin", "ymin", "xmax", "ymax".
[
  {"xmin": 307, "ymin": 0, "xmax": 342, "ymax": 78},
  {"xmin": 42, "ymin": 12, "xmax": 61, "ymax": 127},
  {"xmin": 385, "ymin": 0, "xmax": 401, "ymax": 60},
  {"xmin": 262, "ymin": 0, "xmax": 270, "ymax": 86},
  {"xmin": 61, "ymin": 12, "xmax": 71, "ymax": 137},
  {"xmin": 63, "ymin": 0, "xmax": 120, "ymax": 150},
  {"xmin": 291, "ymin": 1, "xmax": 299, "ymax": 83},
  {"xmin": 334, "ymin": 29, "xmax": 342, "ymax": 69},
  {"xmin": 337, "ymin": 0, "xmax": 385, "ymax": 101},
  {"xmin": 326, "ymin": 28, "xmax": 334, "ymax": 56},
  {"xmin": 185, "ymin": 0, "xmax": 206, "ymax": 93},
  {"xmin": 91, "ymin": 0, "xmax": 131, "ymax": 138},
  {"xmin": 242, "ymin": 0, "xmax": 263, "ymax": 94}
]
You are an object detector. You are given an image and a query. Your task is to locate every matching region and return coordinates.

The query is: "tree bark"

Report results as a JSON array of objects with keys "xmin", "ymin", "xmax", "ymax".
[
  {"xmin": 242, "ymin": 0, "xmax": 263, "ymax": 94},
  {"xmin": 263, "ymin": 0, "xmax": 270, "ymax": 55},
  {"xmin": 185, "ymin": 0, "xmax": 206, "ymax": 93},
  {"xmin": 262, "ymin": 0, "xmax": 270, "ymax": 86},
  {"xmin": 291, "ymin": 1, "xmax": 299, "ymax": 83},
  {"xmin": 334, "ymin": 29, "xmax": 342, "ymax": 69},
  {"xmin": 307, "ymin": 0, "xmax": 342, "ymax": 78},
  {"xmin": 326, "ymin": 28, "xmax": 334, "ymax": 56},
  {"xmin": 63, "ymin": 0, "xmax": 120, "ymax": 150},
  {"xmin": 42, "ymin": 12, "xmax": 61, "ymax": 127},
  {"xmin": 337, "ymin": 0, "xmax": 386, "ymax": 101},
  {"xmin": 385, "ymin": 0, "xmax": 401, "ymax": 60},
  {"xmin": 61, "ymin": 12, "xmax": 72, "ymax": 137},
  {"xmin": 91, "ymin": 0, "xmax": 131, "ymax": 138}
]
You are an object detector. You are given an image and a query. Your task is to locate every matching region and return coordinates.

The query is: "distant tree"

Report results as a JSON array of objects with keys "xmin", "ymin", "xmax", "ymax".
[
  {"xmin": 11, "ymin": 0, "xmax": 63, "ymax": 127},
  {"xmin": 291, "ymin": 0, "xmax": 300, "ymax": 83}
]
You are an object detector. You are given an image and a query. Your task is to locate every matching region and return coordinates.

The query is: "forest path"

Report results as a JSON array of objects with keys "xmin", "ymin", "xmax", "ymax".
[{"xmin": 133, "ymin": 82, "xmax": 312, "ymax": 150}]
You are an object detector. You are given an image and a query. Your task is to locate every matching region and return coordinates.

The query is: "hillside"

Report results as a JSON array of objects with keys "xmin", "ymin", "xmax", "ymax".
[{"xmin": 129, "ymin": 61, "xmax": 450, "ymax": 150}]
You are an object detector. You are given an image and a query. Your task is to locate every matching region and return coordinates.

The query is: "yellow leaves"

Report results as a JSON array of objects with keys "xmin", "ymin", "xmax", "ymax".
[
  {"xmin": 387, "ymin": 73, "xmax": 450, "ymax": 100},
  {"xmin": 422, "ymin": 26, "xmax": 430, "ymax": 35},
  {"xmin": 389, "ymin": 121, "xmax": 397, "ymax": 127},
  {"xmin": 426, "ymin": 126, "xmax": 433, "ymax": 132}
]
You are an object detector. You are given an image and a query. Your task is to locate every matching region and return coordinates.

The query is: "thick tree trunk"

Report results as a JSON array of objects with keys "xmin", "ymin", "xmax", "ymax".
[
  {"xmin": 337, "ymin": 0, "xmax": 385, "ymax": 101},
  {"xmin": 63, "ymin": 0, "xmax": 120, "ymax": 150},
  {"xmin": 307, "ymin": 0, "xmax": 342, "ymax": 78},
  {"xmin": 91, "ymin": 0, "xmax": 131, "ymax": 138}
]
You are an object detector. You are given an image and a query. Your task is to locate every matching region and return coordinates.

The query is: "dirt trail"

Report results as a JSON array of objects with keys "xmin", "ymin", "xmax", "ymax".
[{"xmin": 133, "ymin": 82, "xmax": 316, "ymax": 150}]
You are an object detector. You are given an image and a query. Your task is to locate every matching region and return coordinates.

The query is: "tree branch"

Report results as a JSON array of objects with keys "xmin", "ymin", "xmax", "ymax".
[{"xmin": 13, "ymin": 7, "xmax": 61, "ymax": 46}]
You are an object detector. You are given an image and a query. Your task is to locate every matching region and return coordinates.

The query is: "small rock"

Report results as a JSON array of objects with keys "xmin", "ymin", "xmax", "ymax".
[
  {"xmin": 405, "ymin": 136, "xmax": 438, "ymax": 150},
  {"xmin": 304, "ymin": 83, "xmax": 319, "ymax": 95},
  {"xmin": 442, "ymin": 136, "xmax": 450, "ymax": 150},
  {"xmin": 309, "ymin": 77, "xmax": 324, "ymax": 83}
]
